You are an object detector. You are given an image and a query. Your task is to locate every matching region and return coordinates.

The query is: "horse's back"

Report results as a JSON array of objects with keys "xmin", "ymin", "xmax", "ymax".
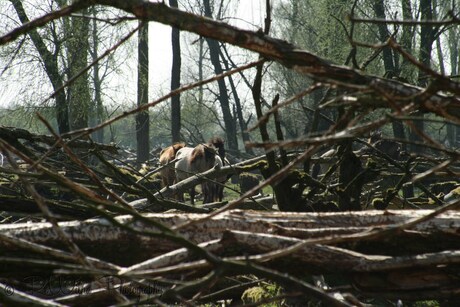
[
  {"xmin": 175, "ymin": 146, "xmax": 194, "ymax": 162},
  {"xmin": 159, "ymin": 143, "xmax": 186, "ymax": 186},
  {"xmin": 175, "ymin": 147, "xmax": 194, "ymax": 181},
  {"xmin": 189, "ymin": 144, "xmax": 216, "ymax": 172}
]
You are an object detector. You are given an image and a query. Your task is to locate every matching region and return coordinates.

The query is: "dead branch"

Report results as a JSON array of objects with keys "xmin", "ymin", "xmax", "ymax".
[{"xmin": 0, "ymin": 209, "xmax": 459, "ymax": 302}]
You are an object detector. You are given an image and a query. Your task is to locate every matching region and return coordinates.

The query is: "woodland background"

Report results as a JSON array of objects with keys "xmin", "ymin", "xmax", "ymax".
[{"xmin": 1, "ymin": 0, "xmax": 460, "ymax": 306}]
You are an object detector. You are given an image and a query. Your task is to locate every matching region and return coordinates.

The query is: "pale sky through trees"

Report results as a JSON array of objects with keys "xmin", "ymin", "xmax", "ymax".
[
  {"xmin": 0, "ymin": 1, "xmax": 264, "ymax": 109},
  {"xmin": 147, "ymin": 1, "xmax": 264, "ymax": 96}
]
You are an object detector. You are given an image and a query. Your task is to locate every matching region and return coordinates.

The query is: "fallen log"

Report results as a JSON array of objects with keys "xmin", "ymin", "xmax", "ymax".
[
  {"xmin": 0, "ymin": 211, "xmax": 458, "ymax": 270},
  {"xmin": 0, "ymin": 208, "xmax": 460, "ymax": 304}
]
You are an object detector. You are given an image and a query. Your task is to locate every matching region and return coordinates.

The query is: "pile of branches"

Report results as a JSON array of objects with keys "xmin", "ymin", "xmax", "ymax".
[
  {"xmin": 2, "ymin": 1, "xmax": 460, "ymax": 306},
  {"xmin": 0, "ymin": 127, "xmax": 459, "ymax": 306}
]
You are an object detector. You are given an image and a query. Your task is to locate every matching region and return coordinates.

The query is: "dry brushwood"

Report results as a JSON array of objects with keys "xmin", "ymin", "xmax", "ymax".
[
  {"xmin": 3, "ymin": 1, "xmax": 460, "ymax": 306},
  {"xmin": 0, "ymin": 208, "xmax": 460, "ymax": 305}
]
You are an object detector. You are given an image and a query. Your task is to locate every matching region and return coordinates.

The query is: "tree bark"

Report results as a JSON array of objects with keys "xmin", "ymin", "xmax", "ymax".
[
  {"xmin": 170, "ymin": 0, "xmax": 182, "ymax": 143},
  {"xmin": 68, "ymin": 9, "xmax": 91, "ymax": 130},
  {"xmin": 136, "ymin": 21, "xmax": 150, "ymax": 164},
  {"xmin": 409, "ymin": 0, "xmax": 435, "ymax": 153},
  {"xmin": 90, "ymin": 6, "xmax": 104, "ymax": 143},
  {"xmin": 219, "ymin": 46, "xmax": 254, "ymax": 155},
  {"xmin": 202, "ymin": 0, "xmax": 238, "ymax": 152},
  {"xmin": 1, "ymin": 209, "xmax": 460, "ymax": 281}
]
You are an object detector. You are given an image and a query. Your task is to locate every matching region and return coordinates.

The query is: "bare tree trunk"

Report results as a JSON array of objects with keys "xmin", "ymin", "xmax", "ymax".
[
  {"xmin": 136, "ymin": 22, "xmax": 150, "ymax": 164},
  {"xmin": 448, "ymin": 27, "xmax": 459, "ymax": 146},
  {"xmin": 373, "ymin": 0, "xmax": 407, "ymax": 149},
  {"xmin": 90, "ymin": 6, "xmax": 104, "ymax": 143},
  {"xmin": 372, "ymin": 0, "xmax": 412, "ymax": 198},
  {"xmin": 68, "ymin": 9, "xmax": 90, "ymax": 130},
  {"xmin": 410, "ymin": 0, "xmax": 435, "ymax": 153},
  {"xmin": 372, "ymin": 0, "xmax": 395, "ymax": 77},
  {"xmin": 219, "ymin": 47, "xmax": 254, "ymax": 155},
  {"xmin": 170, "ymin": 0, "xmax": 181, "ymax": 143},
  {"xmin": 400, "ymin": 0, "xmax": 415, "ymax": 82},
  {"xmin": 202, "ymin": 0, "xmax": 238, "ymax": 152}
]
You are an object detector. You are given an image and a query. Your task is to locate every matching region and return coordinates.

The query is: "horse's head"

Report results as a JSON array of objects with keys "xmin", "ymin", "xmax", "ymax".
[{"xmin": 208, "ymin": 137, "xmax": 225, "ymax": 159}]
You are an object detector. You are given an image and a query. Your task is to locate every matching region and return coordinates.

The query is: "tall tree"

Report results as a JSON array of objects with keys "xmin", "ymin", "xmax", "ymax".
[
  {"xmin": 372, "ymin": 0, "xmax": 395, "ymax": 77},
  {"xmin": 400, "ymin": 0, "xmax": 416, "ymax": 82},
  {"xmin": 136, "ymin": 22, "xmax": 150, "ymax": 164},
  {"xmin": 203, "ymin": 0, "xmax": 238, "ymax": 152},
  {"xmin": 409, "ymin": 0, "xmax": 436, "ymax": 153},
  {"xmin": 9, "ymin": 0, "xmax": 70, "ymax": 134},
  {"xmin": 219, "ymin": 46, "xmax": 254, "ymax": 154},
  {"xmin": 170, "ymin": 0, "xmax": 182, "ymax": 143},
  {"xmin": 372, "ymin": 0, "xmax": 406, "ymax": 150},
  {"xmin": 68, "ymin": 9, "xmax": 91, "ymax": 130},
  {"xmin": 90, "ymin": 6, "xmax": 104, "ymax": 143},
  {"xmin": 448, "ymin": 21, "xmax": 459, "ymax": 146}
]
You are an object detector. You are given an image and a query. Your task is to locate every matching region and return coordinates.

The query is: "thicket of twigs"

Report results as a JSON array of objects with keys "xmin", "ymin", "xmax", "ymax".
[
  {"xmin": 2, "ymin": 1, "xmax": 460, "ymax": 306},
  {"xmin": 0, "ymin": 123, "xmax": 460, "ymax": 306}
]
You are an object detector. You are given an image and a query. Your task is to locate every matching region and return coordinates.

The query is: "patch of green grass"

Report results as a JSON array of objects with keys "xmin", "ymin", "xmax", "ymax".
[
  {"xmin": 411, "ymin": 301, "xmax": 440, "ymax": 307},
  {"xmin": 241, "ymin": 282, "xmax": 282, "ymax": 305},
  {"xmin": 223, "ymin": 182, "xmax": 273, "ymax": 201}
]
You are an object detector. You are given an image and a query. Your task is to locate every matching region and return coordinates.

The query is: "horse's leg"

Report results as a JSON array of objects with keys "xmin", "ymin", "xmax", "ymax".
[
  {"xmin": 167, "ymin": 172, "xmax": 175, "ymax": 187},
  {"xmin": 190, "ymin": 187, "xmax": 195, "ymax": 205},
  {"xmin": 202, "ymin": 182, "xmax": 210, "ymax": 204},
  {"xmin": 177, "ymin": 190, "xmax": 184, "ymax": 202},
  {"xmin": 212, "ymin": 184, "xmax": 218, "ymax": 202},
  {"xmin": 162, "ymin": 177, "xmax": 168, "ymax": 188},
  {"xmin": 218, "ymin": 185, "xmax": 224, "ymax": 202}
]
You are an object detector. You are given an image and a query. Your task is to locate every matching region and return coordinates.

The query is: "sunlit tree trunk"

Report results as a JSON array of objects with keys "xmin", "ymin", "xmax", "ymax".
[
  {"xmin": 398, "ymin": 0, "xmax": 415, "ymax": 80},
  {"xmin": 136, "ymin": 22, "xmax": 150, "ymax": 164},
  {"xmin": 68, "ymin": 9, "xmax": 91, "ymax": 130}
]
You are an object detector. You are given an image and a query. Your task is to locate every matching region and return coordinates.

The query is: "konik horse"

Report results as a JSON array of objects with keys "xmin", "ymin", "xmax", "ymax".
[{"xmin": 174, "ymin": 142, "xmax": 218, "ymax": 205}]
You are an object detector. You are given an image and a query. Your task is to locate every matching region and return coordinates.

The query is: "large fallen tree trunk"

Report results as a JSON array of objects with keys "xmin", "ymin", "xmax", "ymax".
[{"xmin": 1, "ymin": 208, "xmax": 459, "ymax": 304}]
